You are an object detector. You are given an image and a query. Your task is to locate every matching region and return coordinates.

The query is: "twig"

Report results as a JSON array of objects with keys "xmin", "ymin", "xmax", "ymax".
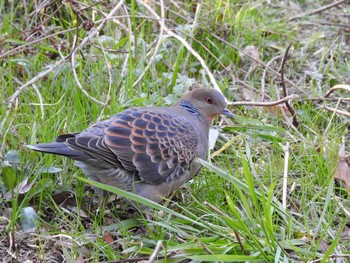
[
  {"xmin": 228, "ymin": 94, "xmax": 299, "ymax": 106},
  {"xmin": 324, "ymin": 106, "xmax": 350, "ymax": 118},
  {"xmin": 280, "ymin": 44, "xmax": 299, "ymax": 127},
  {"xmin": 324, "ymin": 84, "xmax": 350, "ymax": 98},
  {"xmin": 233, "ymin": 230, "xmax": 248, "ymax": 255},
  {"xmin": 204, "ymin": 201, "xmax": 226, "ymax": 216},
  {"xmin": 280, "ymin": 108, "xmax": 305, "ymax": 140},
  {"xmin": 305, "ymin": 21, "xmax": 350, "ymax": 28},
  {"xmin": 147, "ymin": 240, "xmax": 163, "ymax": 263},
  {"xmin": 301, "ymin": 97, "xmax": 350, "ymax": 102},
  {"xmin": 195, "ymin": 237, "xmax": 214, "ymax": 255},
  {"xmin": 282, "ymin": 142, "xmax": 290, "ymax": 210},
  {"xmin": 289, "ymin": 0, "xmax": 347, "ymax": 21}
]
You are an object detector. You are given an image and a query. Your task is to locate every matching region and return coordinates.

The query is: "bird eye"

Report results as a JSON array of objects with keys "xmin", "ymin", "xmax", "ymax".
[{"xmin": 206, "ymin": 97, "xmax": 213, "ymax": 104}]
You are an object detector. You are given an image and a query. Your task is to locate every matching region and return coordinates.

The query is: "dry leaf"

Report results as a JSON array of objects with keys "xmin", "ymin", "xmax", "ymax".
[
  {"xmin": 104, "ymin": 232, "xmax": 114, "ymax": 244},
  {"xmin": 4, "ymin": 177, "xmax": 35, "ymax": 199},
  {"xmin": 288, "ymin": 1, "xmax": 301, "ymax": 11},
  {"xmin": 240, "ymin": 45, "xmax": 260, "ymax": 62},
  {"xmin": 318, "ymin": 239, "xmax": 329, "ymax": 253},
  {"xmin": 334, "ymin": 155, "xmax": 350, "ymax": 189},
  {"xmin": 241, "ymin": 87, "xmax": 255, "ymax": 101},
  {"xmin": 76, "ymin": 254, "xmax": 85, "ymax": 263},
  {"xmin": 341, "ymin": 226, "xmax": 350, "ymax": 239}
]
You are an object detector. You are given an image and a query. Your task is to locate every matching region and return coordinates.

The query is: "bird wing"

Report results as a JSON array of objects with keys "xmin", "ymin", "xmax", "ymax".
[{"xmin": 65, "ymin": 108, "xmax": 199, "ymax": 184}]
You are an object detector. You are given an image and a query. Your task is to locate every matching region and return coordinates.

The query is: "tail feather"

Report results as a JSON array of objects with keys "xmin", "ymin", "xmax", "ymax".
[{"xmin": 26, "ymin": 142, "xmax": 85, "ymax": 159}]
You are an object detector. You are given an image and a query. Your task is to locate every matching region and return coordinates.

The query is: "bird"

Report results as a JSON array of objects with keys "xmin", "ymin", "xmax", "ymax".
[{"xmin": 26, "ymin": 88, "xmax": 234, "ymax": 209}]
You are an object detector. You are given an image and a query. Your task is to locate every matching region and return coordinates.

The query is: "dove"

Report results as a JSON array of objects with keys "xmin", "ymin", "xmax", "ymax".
[{"xmin": 26, "ymin": 88, "xmax": 233, "ymax": 208}]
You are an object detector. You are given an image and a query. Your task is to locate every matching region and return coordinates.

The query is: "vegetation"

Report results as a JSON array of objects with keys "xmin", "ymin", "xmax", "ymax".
[{"xmin": 1, "ymin": 0, "xmax": 350, "ymax": 261}]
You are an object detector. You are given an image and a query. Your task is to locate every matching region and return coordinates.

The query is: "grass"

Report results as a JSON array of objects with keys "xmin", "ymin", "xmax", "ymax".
[{"xmin": 1, "ymin": 0, "xmax": 350, "ymax": 262}]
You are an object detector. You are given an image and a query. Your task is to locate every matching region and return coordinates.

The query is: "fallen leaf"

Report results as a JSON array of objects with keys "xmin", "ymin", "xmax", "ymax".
[
  {"xmin": 4, "ymin": 177, "xmax": 35, "ymax": 199},
  {"xmin": 241, "ymin": 87, "xmax": 255, "ymax": 101},
  {"xmin": 76, "ymin": 254, "xmax": 85, "ymax": 263},
  {"xmin": 240, "ymin": 45, "xmax": 260, "ymax": 63},
  {"xmin": 334, "ymin": 155, "xmax": 350, "ymax": 189},
  {"xmin": 318, "ymin": 239, "xmax": 329, "ymax": 253},
  {"xmin": 341, "ymin": 226, "xmax": 350, "ymax": 239},
  {"xmin": 104, "ymin": 231, "xmax": 114, "ymax": 244}
]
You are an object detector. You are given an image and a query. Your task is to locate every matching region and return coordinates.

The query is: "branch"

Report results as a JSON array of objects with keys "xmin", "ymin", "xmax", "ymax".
[
  {"xmin": 280, "ymin": 44, "xmax": 299, "ymax": 127},
  {"xmin": 289, "ymin": 0, "xmax": 347, "ymax": 21},
  {"xmin": 228, "ymin": 94, "xmax": 299, "ymax": 106}
]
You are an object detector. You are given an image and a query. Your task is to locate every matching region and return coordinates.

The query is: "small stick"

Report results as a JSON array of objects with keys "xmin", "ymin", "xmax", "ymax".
[
  {"xmin": 204, "ymin": 201, "xmax": 226, "ymax": 216},
  {"xmin": 302, "ymin": 97, "xmax": 350, "ymax": 102},
  {"xmin": 308, "ymin": 21, "xmax": 350, "ymax": 28},
  {"xmin": 228, "ymin": 94, "xmax": 298, "ymax": 106},
  {"xmin": 280, "ymin": 44, "xmax": 299, "ymax": 127},
  {"xmin": 195, "ymin": 237, "xmax": 214, "ymax": 255},
  {"xmin": 147, "ymin": 240, "xmax": 163, "ymax": 263},
  {"xmin": 324, "ymin": 106, "xmax": 350, "ymax": 118},
  {"xmin": 233, "ymin": 230, "xmax": 248, "ymax": 255},
  {"xmin": 289, "ymin": 0, "xmax": 347, "ymax": 21},
  {"xmin": 324, "ymin": 84, "xmax": 350, "ymax": 98}
]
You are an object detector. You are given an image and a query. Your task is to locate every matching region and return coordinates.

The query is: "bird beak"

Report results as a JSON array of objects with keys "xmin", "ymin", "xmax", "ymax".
[{"xmin": 221, "ymin": 108, "xmax": 234, "ymax": 118}]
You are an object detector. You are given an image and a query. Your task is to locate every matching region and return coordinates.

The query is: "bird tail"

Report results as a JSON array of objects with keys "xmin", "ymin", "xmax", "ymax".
[{"xmin": 25, "ymin": 143, "xmax": 82, "ymax": 158}]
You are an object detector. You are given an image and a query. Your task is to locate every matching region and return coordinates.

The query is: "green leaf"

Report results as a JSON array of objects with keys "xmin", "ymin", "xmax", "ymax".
[
  {"xmin": 36, "ymin": 166, "xmax": 63, "ymax": 174},
  {"xmin": 1, "ymin": 166, "xmax": 17, "ymax": 191}
]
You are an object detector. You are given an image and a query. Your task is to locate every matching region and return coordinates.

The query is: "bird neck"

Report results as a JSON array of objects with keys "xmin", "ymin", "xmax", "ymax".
[
  {"xmin": 177, "ymin": 100, "xmax": 212, "ymax": 127},
  {"xmin": 178, "ymin": 100, "xmax": 201, "ymax": 117}
]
